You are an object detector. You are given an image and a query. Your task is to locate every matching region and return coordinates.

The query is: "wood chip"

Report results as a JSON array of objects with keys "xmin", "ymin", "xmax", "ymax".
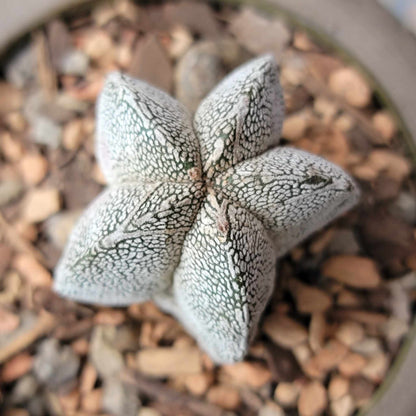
[
  {"xmin": 322, "ymin": 255, "xmax": 381, "ymax": 288},
  {"xmin": 298, "ymin": 380, "xmax": 327, "ymax": 416},
  {"xmin": 136, "ymin": 347, "xmax": 202, "ymax": 377},
  {"xmin": 263, "ymin": 313, "xmax": 308, "ymax": 349}
]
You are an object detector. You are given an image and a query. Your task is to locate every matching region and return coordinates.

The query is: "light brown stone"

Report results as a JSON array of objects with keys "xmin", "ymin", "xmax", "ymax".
[
  {"xmin": 298, "ymin": 380, "xmax": 327, "ymax": 416},
  {"xmin": 222, "ymin": 361, "xmax": 272, "ymax": 388},
  {"xmin": 329, "ymin": 67, "xmax": 371, "ymax": 108},
  {"xmin": 306, "ymin": 340, "xmax": 349, "ymax": 375},
  {"xmin": 372, "ymin": 111, "xmax": 396, "ymax": 143},
  {"xmin": 1, "ymin": 352, "xmax": 33, "ymax": 382},
  {"xmin": 63, "ymin": 119, "xmax": 84, "ymax": 150},
  {"xmin": 207, "ymin": 385, "xmax": 240, "ymax": 410},
  {"xmin": 289, "ymin": 279, "xmax": 332, "ymax": 314},
  {"xmin": 361, "ymin": 352, "xmax": 389, "ymax": 383},
  {"xmin": 263, "ymin": 313, "xmax": 308, "ymax": 349},
  {"xmin": 274, "ymin": 381, "xmax": 301, "ymax": 407},
  {"xmin": 335, "ymin": 321, "xmax": 365, "ymax": 347},
  {"xmin": 281, "ymin": 110, "xmax": 310, "ymax": 141},
  {"xmin": 14, "ymin": 220, "xmax": 38, "ymax": 242},
  {"xmin": 136, "ymin": 347, "xmax": 202, "ymax": 377},
  {"xmin": 338, "ymin": 353, "xmax": 367, "ymax": 377},
  {"xmin": 93, "ymin": 309, "xmax": 126, "ymax": 326},
  {"xmin": 330, "ymin": 394, "xmax": 355, "ymax": 416},
  {"xmin": 18, "ymin": 154, "xmax": 48, "ymax": 185},
  {"xmin": 83, "ymin": 29, "xmax": 114, "ymax": 63},
  {"xmin": 22, "ymin": 188, "xmax": 61, "ymax": 223},
  {"xmin": 367, "ymin": 149, "xmax": 411, "ymax": 182},
  {"xmin": 0, "ymin": 131, "xmax": 24, "ymax": 162},
  {"xmin": 322, "ymin": 255, "xmax": 381, "ymax": 288},
  {"xmin": 12, "ymin": 253, "xmax": 52, "ymax": 287},
  {"xmin": 336, "ymin": 290, "xmax": 362, "ymax": 307},
  {"xmin": 328, "ymin": 375, "xmax": 350, "ymax": 401},
  {"xmin": 183, "ymin": 372, "xmax": 213, "ymax": 395}
]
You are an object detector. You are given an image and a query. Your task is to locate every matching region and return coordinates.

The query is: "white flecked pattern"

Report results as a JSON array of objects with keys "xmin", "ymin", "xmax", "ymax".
[{"xmin": 54, "ymin": 55, "xmax": 359, "ymax": 363}]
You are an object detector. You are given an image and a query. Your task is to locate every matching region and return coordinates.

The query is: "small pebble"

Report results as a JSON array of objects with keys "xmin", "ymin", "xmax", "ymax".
[
  {"xmin": 1, "ymin": 352, "xmax": 33, "ymax": 383},
  {"xmin": 18, "ymin": 154, "xmax": 48, "ymax": 185},
  {"xmin": 222, "ymin": 361, "xmax": 272, "ymax": 388},
  {"xmin": 329, "ymin": 67, "xmax": 371, "ymax": 108},
  {"xmin": 12, "ymin": 254, "xmax": 52, "ymax": 287},
  {"xmin": 263, "ymin": 313, "xmax": 308, "ymax": 349},
  {"xmin": 322, "ymin": 255, "xmax": 381, "ymax": 288},
  {"xmin": 22, "ymin": 188, "xmax": 61, "ymax": 223},
  {"xmin": 298, "ymin": 380, "xmax": 327, "ymax": 416},
  {"xmin": 274, "ymin": 381, "xmax": 301, "ymax": 407},
  {"xmin": 330, "ymin": 394, "xmax": 355, "ymax": 416},
  {"xmin": 328, "ymin": 375, "xmax": 349, "ymax": 401},
  {"xmin": 44, "ymin": 210, "xmax": 82, "ymax": 249},
  {"xmin": 335, "ymin": 321, "xmax": 365, "ymax": 347},
  {"xmin": 207, "ymin": 385, "xmax": 241, "ymax": 410},
  {"xmin": 259, "ymin": 401, "xmax": 285, "ymax": 416}
]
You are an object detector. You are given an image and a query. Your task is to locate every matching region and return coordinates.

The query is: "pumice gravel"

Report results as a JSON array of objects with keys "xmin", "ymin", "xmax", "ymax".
[{"xmin": 54, "ymin": 54, "xmax": 359, "ymax": 363}]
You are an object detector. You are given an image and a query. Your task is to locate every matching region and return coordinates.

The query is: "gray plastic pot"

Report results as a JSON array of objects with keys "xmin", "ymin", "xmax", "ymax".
[{"xmin": 1, "ymin": 0, "xmax": 415, "ymax": 415}]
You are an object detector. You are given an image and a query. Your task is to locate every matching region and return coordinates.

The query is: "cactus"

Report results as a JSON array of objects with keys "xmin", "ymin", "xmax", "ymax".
[{"xmin": 54, "ymin": 55, "xmax": 359, "ymax": 363}]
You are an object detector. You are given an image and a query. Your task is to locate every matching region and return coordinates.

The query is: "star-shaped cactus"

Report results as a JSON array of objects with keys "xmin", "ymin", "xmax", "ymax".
[{"xmin": 54, "ymin": 55, "xmax": 359, "ymax": 363}]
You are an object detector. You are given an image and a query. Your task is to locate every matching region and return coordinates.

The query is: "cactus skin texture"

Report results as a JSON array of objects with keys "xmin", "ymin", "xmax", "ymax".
[{"xmin": 54, "ymin": 55, "xmax": 359, "ymax": 363}]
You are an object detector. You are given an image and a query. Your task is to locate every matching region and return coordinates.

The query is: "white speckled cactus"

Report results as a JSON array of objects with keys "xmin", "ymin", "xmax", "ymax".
[{"xmin": 54, "ymin": 55, "xmax": 359, "ymax": 363}]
